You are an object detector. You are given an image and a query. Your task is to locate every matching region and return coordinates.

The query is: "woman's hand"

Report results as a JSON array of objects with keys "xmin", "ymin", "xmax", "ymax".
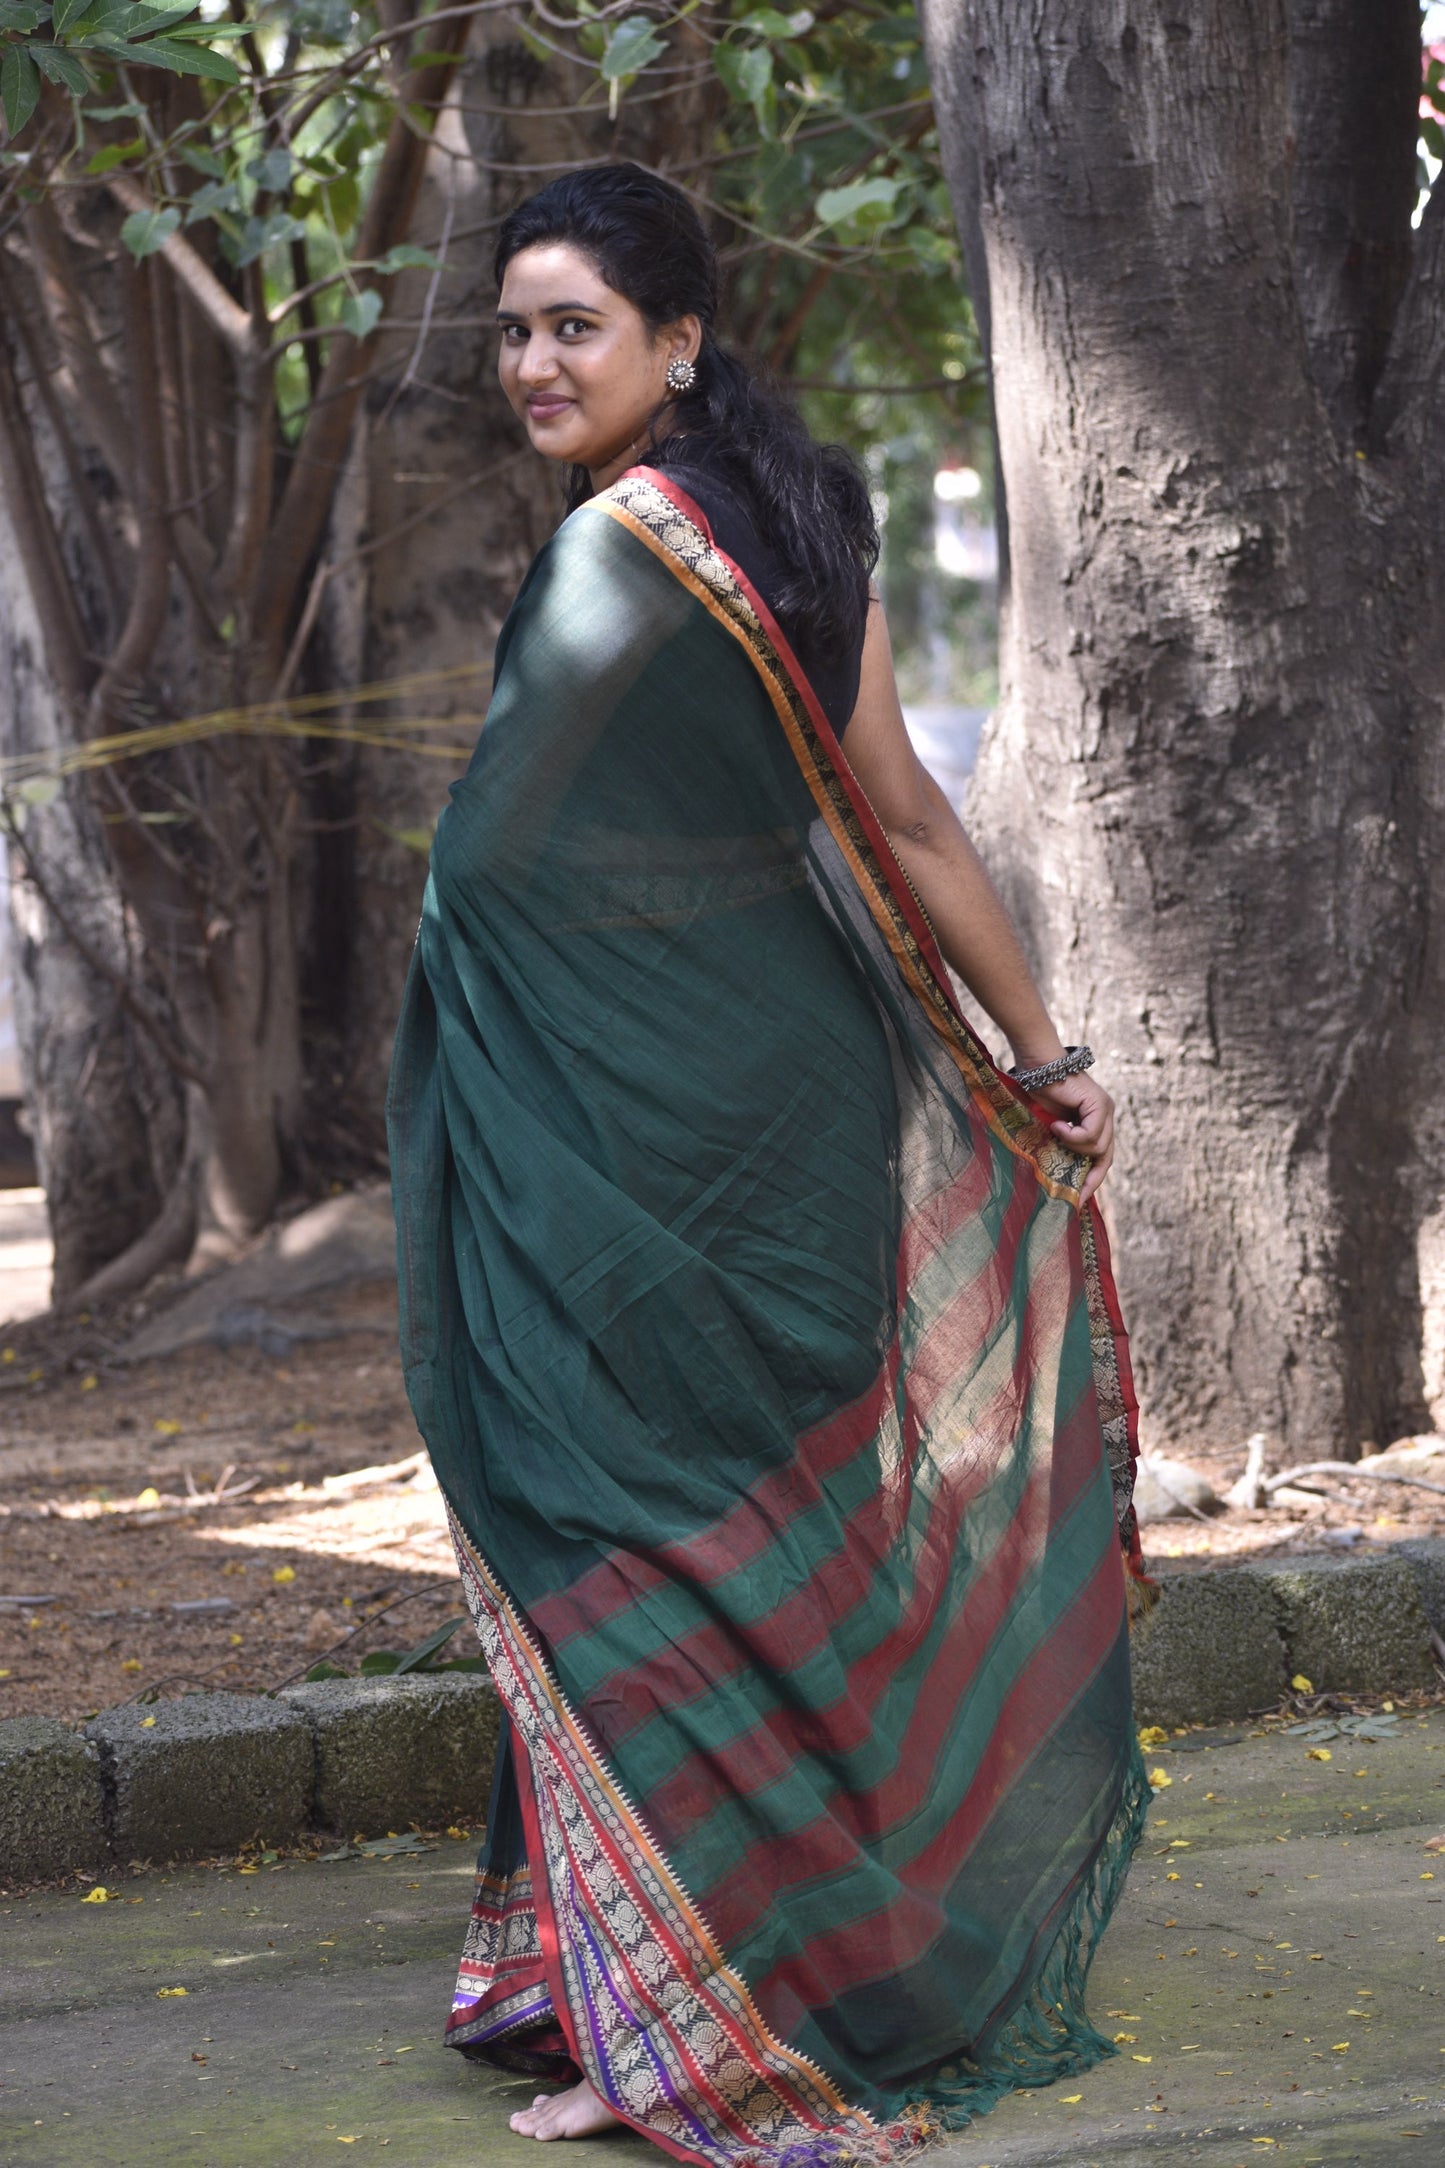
[{"xmin": 1031, "ymin": 1071, "xmax": 1116, "ymax": 1204}]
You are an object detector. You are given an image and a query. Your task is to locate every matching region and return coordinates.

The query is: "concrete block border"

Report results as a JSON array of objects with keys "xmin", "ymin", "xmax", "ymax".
[
  {"xmin": 0, "ymin": 1673, "xmax": 501, "ymax": 1888},
  {"xmin": 2, "ymin": 1542, "xmax": 1441, "ymax": 1884}
]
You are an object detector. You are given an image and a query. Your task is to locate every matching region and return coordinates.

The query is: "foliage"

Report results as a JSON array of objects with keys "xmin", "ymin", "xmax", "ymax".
[{"xmin": 0, "ymin": 0, "xmax": 985, "ymax": 473}]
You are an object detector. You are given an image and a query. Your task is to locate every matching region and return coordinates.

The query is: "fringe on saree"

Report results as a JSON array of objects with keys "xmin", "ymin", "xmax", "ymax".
[{"xmin": 390, "ymin": 465, "xmax": 1152, "ymax": 2165}]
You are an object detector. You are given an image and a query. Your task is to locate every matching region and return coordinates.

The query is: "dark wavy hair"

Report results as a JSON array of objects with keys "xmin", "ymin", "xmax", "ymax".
[{"xmin": 494, "ymin": 162, "xmax": 877, "ymax": 653}]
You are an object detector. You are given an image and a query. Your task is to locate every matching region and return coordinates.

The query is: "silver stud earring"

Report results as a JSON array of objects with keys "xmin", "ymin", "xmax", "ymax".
[{"xmin": 665, "ymin": 355, "xmax": 697, "ymax": 394}]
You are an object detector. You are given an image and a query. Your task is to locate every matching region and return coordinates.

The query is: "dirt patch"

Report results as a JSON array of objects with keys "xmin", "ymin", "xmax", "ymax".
[
  {"xmin": 3, "ymin": 1252, "xmax": 1442, "ymax": 1726},
  {"xmin": 1135, "ymin": 1436, "xmax": 1445, "ymax": 1574},
  {"xmin": 0, "ymin": 1279, "xmax": 461, "ymax": 1724}
]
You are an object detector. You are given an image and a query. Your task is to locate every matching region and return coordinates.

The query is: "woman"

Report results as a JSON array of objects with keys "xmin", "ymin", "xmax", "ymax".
[{"xmin": 389, "ymin": 163, "xmax": 1152, "ymax": 2162}]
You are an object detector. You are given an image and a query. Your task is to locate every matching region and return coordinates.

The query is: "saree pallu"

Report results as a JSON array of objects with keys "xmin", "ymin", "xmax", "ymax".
[{"xmin": 388, "ymin": 468, "xmax": 1153, "ymax": 2166}]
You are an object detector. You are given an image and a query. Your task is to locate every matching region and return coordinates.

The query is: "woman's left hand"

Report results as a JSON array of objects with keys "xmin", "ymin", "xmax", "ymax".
[{"xmin": 1033, "ymin": 1072, "xmax": 1115, "ymax": 1204}]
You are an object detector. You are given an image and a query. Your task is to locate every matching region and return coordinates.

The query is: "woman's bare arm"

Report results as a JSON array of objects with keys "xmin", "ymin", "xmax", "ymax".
[{"xmin": 841, "ymin": 595, "xmax": 1115, "ymax": 1200}]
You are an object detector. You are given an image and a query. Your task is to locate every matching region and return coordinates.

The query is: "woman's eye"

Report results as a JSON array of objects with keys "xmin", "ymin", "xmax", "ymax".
[
  {"xmin": 500, "ymin": 324, "xmax": 525, "ymax": 344},
  {"xmin": 558, "ymin": 317, "xmax": 593, "ymax": 338}
]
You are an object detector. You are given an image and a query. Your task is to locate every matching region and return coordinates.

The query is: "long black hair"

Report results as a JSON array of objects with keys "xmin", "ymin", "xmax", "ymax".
[{"xmin": 494, "ymin": 163, "xmax": 878, "ymax": 654}]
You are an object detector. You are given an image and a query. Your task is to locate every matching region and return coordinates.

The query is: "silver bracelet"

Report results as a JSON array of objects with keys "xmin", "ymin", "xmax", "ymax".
[{"xmin": 1009, "ymin": 1044, "xmax": 1095, "ymax": 1091}]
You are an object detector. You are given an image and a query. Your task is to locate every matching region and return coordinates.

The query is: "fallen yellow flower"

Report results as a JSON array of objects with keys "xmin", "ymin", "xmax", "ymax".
[
  {"xmin": 136, "ymin": 1487, "xmax": 160, "ymax": 1509},
  {"xmin": 156, "ymin": 1987, "xmax": 188, "ymax": 1999},
  {"xmin": 1291, "ymin": 1674, "xmax": 1313, "ymax": 1693},
  {"xmin": 1061, "ymin": 2094, "xmax": 1082, "ymax": 2103},
  {"xmin": 1307, "ymin": 1747, "xmax": 1332, "ymax": 1762},
  {"xmin": 273, "ymin": 1566, "xmax": 297, "ymax": 1585},
  {"xmin": 80, "ymin": 1887, "xmax": 112, "ymax": 1903},
  {"xmin": 1148, "ymin": 1766, "xmax": 1172, "ymax": 1789},
  {"xmin": 153, "ymin": 1418, "xmax": 182, "ymax": 1436},
  {"xmin": 140, "ymin": 1717, "xmax": 156, "ymax": 1729},
  {"xmin": 1137, "ymin": 1726, "xmax": 1168, "ymax": 1748}
]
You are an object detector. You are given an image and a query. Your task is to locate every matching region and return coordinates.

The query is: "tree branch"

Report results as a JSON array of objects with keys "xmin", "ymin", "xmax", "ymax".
[
  {"xmin": 0, "ymin": 805, "xmax": 207, "ymax": 1086},
  {"xmin": 249, "ymin": 17, "xmax": 477, "ymax": 675},
  {"xmin": 86, "ymin": 263, "xmax": 173, "ymax": 741},
  {"xmin": 0, "ymin": 302, "xmax": 90, "ymax": 708},
  {"xmin": 22, "ymin": 194, "xmax": 137, "ymax": 498},
  {"xmin": 917, "ymin": 0, "xmax": 1009, "ymax": 591},
  {"xmin": 1, "ymin": 256, "xmax": 124, "ymax": 633},
  {"xmin": 105, "ymin": 172, "xmax": 258, "ymax": 360},
  {"xmin": 1287, "ymin": 0, "xmax": 1420, "ymax": 442},
  {"xmin": 1373, "ymin": 173, "xmax": 1445, "ymax": 465}
]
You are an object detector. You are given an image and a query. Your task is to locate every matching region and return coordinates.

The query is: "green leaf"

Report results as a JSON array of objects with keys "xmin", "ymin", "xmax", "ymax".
[
  {"xmin": 16, "ymin": 772, "xmax": 60, "ymax": 807},
  {"xmin": 30, "ymin": 42, "xmax": 90, "ymax": 93},
  {"xmin": 740, "ymin": 7, "xmax": 812, "ymax": 37},
  {"xmin": 1423, "ymin": 115, "xmax": 1445, "ymax": 164},
  {"xmin": 406, "ymin": 48, "xmax": 468, "ymax": 68},
  {"xmin": 814, "ymin": 175, "xmax": 903, "ymax": 229},
  {"xmin": 340, "ymin": 285, "xmax": 383, "ymax": 340},
  {"xmin": 183, "ymin": 175, "xmax": 239, "ymax": 222},
  {"xmin": 369, "ymin": 243, "xmax": 441, "ymax": 275},
  {"xmin": 0, "ymin": 2, "xmax": 47, "ymax": 30},
  {"xmin": 391, "ymin": 1614, "xmax": 464, "ymax": 1675},
  {"xmin": 1, "ymin": 46, "xmax": 41, "ymax": 137},
  {"xmin": 245, "ymin": 145, "xmax": 292, "ymax": 192},
  {"xmin": 715, "ymin": 41, "xmax": 771, "ymax": 107},
  {"xmin": 127, "ymin": 36, "xmax": 240, "ymax": 85},
  {"xmin": 119, "ymin": 203, "xmax": 180, "ymax": 257},
  {"xmin": 80, "ymin": 96, "xmax": 144, "ymax": 117},
  {"xmin": 85, "ymin": 136, "xmax": 145, "ymax": 171},
  {"xmin": 358, "ymin": 1649, "xmax": 401, "ymax": 1675},
  {"xmin": 600, "ymin": 15, "xmax": 665, "ymax": 81},
  {"xmin": 303, "ymin": 1660, "xmax": 348, "ymax": 1682},
  {"xmin": 51, "ymin": 0, "xmax": 90, "ymax": 27},
  {"xmin": 234, "ymin": 208, "xmax": 305, "ymax": 265},
  {"xmin": 178, "ymin": 142, "xmax": 224, "ymax": 177}
]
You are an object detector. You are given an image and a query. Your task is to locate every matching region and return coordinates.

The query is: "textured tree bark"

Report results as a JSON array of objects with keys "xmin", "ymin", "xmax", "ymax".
[
  {"xmin": 921, "ymin": 0, "xmax": 1436, "ymax": 1455},
  {"xmin": 1287, "ymin": 0, "xmax": 1420, "ymax": 442}
]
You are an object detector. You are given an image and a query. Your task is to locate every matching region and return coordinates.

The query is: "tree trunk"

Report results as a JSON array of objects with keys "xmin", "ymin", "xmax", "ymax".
[
  {"xmin": 921, "ymin": 0, "xmax": 1437, "ymax": 1457},
  {"xmin": 0, "ymin": 500, "xmax": 184, "ymax": 1301}
]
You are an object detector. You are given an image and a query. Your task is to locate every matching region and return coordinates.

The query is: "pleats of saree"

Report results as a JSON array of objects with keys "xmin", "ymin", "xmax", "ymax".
[{"xmin": 388, "ymin": 470, "xmax": 1151, "ymax": 2167}]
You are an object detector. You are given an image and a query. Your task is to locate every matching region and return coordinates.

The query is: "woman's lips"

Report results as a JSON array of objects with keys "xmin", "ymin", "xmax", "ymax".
[{"xmin": 526, "ymin": 394, "xmax": 573, "ymax": 418}]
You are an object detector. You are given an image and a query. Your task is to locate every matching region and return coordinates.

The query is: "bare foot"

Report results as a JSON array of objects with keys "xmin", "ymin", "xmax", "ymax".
[{"xmin": 509, "ymin": 2078, "xmax": 622, "ymax": 2141}]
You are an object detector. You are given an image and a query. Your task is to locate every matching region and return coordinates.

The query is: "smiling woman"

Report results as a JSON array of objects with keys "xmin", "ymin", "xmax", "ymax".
[
  {"xmin": 388, "ymin": 163, "xmax": 1148, "ymax": 2165},
  {"xmin": 496, "ymin": 250, "xmax": 701, "ymax": 488}
]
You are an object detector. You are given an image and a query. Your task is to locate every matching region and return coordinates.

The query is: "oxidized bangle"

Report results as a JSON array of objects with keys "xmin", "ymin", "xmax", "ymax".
[{"xmin": 1010, "ymin": 1044, "xmax": 1095, "ymax": 1092}]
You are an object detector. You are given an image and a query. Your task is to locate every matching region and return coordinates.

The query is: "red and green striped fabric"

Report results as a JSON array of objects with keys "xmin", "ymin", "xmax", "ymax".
[{"xmin": 389, "ymin": 469, "xmax": 1151, "ymax": 2165}]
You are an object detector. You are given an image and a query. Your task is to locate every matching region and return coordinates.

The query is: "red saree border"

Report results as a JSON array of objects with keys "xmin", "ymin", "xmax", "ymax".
[
  {"xmin": 597, "ymin": 469, "xmax": 1082, "ymax": 1208},
  {"xmin": 447, "ymin": 1513, "xmax": 900, "ymax": 2168},
  {"xmin": 590, "ymin": 471, "xmax": 1149, "ymax": 1590}
]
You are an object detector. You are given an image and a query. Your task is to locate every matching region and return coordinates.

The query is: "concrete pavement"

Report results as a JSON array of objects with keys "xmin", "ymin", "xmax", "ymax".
[{"xmin": 2, "ymin": 1711, "xmax": 1441, "ymax": 2167}]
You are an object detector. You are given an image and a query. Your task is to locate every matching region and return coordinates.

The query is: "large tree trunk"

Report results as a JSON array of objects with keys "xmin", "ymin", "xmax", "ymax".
[{"xmin": 921, "ymin": 0, "xmax": 1438, "ymax": 1456}]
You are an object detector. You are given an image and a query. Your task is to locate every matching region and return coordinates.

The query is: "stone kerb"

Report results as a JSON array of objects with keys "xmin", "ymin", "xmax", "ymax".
[
  {"xmin": 84, "ymin": 1692, "xmax": 313, "ymax": 1863},
  {"xmin": 278, "ymin": 1673, "xmax": 502, "ymax": 1833},
  {"xmin": 3, "ymin": 1549, "xmax": 1439, "ymax": 1886},
  {"xmin": 1250, "ymin": 1550, "xmax": 1437, "ymax": 1694},
  {"xmin": 0, "ymin": 1716, "xmax": 108, "ymax": 1883},
  {"xmin": 1130, "ymin": 1566, "xmax": 1287, "ymax": 1727}
]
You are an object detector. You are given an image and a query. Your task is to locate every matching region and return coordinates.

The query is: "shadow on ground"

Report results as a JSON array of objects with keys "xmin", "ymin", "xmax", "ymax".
[{"xmin": 2, "ymin": 1713, "xmax": 1441, "ymax": 2166}]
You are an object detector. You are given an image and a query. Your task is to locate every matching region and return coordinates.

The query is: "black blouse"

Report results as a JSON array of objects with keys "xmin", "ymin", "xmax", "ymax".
[{"xmin": 650, "ymin": 438, "xmax": 865, "ymax": 739}]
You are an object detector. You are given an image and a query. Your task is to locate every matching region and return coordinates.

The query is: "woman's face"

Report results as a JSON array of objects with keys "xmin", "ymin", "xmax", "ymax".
[{"xmin": 496, "ymin": 242, "xmax": 700, "ymax": 487}]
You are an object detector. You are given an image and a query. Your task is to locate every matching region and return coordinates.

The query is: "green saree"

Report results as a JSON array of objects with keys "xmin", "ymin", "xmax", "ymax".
[{"xmin": 388, "ymin": 468, "xmax": 1152, "ymax": 2164}]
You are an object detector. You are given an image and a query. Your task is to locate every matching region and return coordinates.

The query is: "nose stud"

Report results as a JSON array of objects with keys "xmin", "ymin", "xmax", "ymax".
[{"xmin": 665, "ymin": 356, "xmax": 697, "ymax": 394}]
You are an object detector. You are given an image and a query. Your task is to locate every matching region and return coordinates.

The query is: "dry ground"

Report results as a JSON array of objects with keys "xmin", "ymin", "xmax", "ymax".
[
  {"xmin": 2, "ymin": 1221, "xmax": 1443, "ymax": 1725},
  {"xmin": 0, "ymin": 1279, "xmax": 459, "ymax": 1724}
]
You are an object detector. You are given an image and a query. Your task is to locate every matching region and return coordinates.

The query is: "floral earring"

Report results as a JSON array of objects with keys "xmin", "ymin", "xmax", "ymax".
[{"xmin": 665, "ymin": 356, "xmax": 697, "ymax": 393}]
